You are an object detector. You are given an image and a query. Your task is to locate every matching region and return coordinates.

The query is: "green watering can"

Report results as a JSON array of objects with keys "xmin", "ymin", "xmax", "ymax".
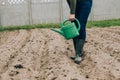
[{"xmin": 51, "ymin": 18, "xmax": 81, "ymax": 40}]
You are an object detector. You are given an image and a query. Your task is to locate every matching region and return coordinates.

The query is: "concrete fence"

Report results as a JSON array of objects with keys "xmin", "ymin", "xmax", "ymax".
[{"xmin": 0, "ymin": 0, "xmax": 120, "ymax": 27}]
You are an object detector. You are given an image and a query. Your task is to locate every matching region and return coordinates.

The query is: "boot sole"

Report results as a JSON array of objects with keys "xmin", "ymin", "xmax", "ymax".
[
  {"xmin": 74, "ymin": 60, "xmax": 81, "ymax": 64},
  {"xmin": 70, "ymin": 56, "xmax": 75, "ymax": 60}
]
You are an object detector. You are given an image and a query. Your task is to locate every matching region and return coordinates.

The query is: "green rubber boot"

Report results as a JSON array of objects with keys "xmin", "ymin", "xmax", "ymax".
[
  {"xmin": 74, "ymin": 39, "xmax": 85, "ymax": 64},
  {"xmin": 70, "ymin": 37, "xmax": 78, "ymax": 60}
]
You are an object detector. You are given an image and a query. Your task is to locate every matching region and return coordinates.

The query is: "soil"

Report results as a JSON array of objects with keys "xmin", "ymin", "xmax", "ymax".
[{"xmin": 0, "ymin": 27, "xmax": 120, "ymax": 80}]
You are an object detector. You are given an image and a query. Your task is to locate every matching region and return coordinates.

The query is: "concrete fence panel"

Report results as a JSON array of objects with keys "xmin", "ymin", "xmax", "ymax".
[
  {"xmin": 92, "ymin": 0, "xmax": 120, "ymax": 20},
  {"xmin": 0, "ymin": 0, "xmax": 29, "ymax": 26},
  {"xmin": 31, "ymin": 0, "xmax": 60, "ymax": 24},
  {"xmin": 0, "ymin": 0, "xmax": 120, "ymax": 27}
]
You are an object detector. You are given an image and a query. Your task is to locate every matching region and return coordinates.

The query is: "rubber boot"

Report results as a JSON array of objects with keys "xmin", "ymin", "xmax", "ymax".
[
  {"xmin": 70, "ymin": 37, "xmax": 77, "ymax": 60},
  {"xmin": 71, "ymin": 39, "xmax": 84, "ymax": 59},
  {"xmin": 74, "ymin": 39, "xmax": 85, "ymax": 64}
]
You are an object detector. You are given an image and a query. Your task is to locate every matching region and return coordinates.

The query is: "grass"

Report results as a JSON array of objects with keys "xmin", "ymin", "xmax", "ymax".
[
  {"xmin": 0, "ymin": 23, "xmax": 60, "ymax": 32},
  {"xmin": 87, "ymin": 19, "xmax": 120, "ymax": 28},
  {"xmin": 0, "ymin": 19, "xmax": 120, "ymax": 32}
]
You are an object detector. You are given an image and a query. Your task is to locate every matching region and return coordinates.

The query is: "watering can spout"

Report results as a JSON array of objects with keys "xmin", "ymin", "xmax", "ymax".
[{"xmin": 51, "ymin": 28, "xmax": 64, "ymax": 36}]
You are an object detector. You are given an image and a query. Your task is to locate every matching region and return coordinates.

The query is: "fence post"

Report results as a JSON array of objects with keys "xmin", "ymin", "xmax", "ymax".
[
  {"xmin": 28, "ymin": 0, "xmax": 33, "ymax": 25},
  {"xmin": 0, "ymin": 15, "xmax": 1, "ymax": 26},
  {"xmin": 59, "ymin": 0, "xmax": 63, "ymax": 23},
  {"xmin": 89, "ymin": 1, "xmax": 94, "ymax": 22}
]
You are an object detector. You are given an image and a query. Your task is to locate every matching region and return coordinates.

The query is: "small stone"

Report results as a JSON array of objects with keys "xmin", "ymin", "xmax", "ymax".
[
  {"xmin": 51, "ymin": 77, "xmax": 57, "ymax": 80},
  {"xmin": 71, "ymin": 78, "xmax": 78, "ymax": 80},
  {"xmin": 86, "ymin": 75, "xmax": 89, "ymax": 78}
]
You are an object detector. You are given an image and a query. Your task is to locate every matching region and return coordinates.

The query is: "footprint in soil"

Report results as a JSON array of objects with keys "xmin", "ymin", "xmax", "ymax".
[{"xmin": 9, "ymin": 70, "xmax": 19, "ymax": 76}]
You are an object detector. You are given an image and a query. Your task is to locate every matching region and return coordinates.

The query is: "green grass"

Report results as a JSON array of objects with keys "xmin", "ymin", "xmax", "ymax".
[
  {"xmin": 0, "ymin": 23, "xmax": 60, "ymax": 32},
  {"xmin": 0, "ymin": 19, "xmax": 120, "ymax": 32},
  {"xmin": 87, "ymin": 19, "xmax": 120, "ymax": 28}
]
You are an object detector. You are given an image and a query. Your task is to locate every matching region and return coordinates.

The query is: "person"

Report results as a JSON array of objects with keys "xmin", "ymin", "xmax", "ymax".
[{"xmin": 66, "ymin": 0, "xmax": 92, "ymax": 64}]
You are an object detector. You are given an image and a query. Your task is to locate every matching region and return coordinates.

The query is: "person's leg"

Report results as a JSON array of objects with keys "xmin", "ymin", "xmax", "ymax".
[
  {"xmin": 71, "ymin": 37, "xmax": 78, "ymax": 60},
  {"xmin": 76, "ymin": 0, "xmax": 92, "ymax": 40},
  {"xmin": 71, "ymin": 1, "xmax": 82, "ymax": 60},
  {"xmin": 72, "ymin": 0, "xmax": 92, "ymax": 64}
]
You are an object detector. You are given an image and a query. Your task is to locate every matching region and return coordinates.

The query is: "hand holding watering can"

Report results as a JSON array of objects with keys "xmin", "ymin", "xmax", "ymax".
[{"xmin": 51, "ymin": 18, "xmax": 81, "ymax": 40}]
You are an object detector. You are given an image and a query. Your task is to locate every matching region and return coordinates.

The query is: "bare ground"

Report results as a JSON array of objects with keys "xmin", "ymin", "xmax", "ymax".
[{"xmin": 0, "ymin": 27, "xmax": 120, "ymax": 80}]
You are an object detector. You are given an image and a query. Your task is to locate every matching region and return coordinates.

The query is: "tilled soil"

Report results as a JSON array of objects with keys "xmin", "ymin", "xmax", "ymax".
[{"xmin": 0, "ymin": 27, "xmax": 120, "ymax": 80}]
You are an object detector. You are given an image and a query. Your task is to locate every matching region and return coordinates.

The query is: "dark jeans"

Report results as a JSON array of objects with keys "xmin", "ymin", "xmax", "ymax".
[
  {"xmin": 74, "ymin": 0, "xmax": 92, "ymax": 40},
  {"xmin": 73, "ymin": 0, "xmax": 92, "ymax": 52}
]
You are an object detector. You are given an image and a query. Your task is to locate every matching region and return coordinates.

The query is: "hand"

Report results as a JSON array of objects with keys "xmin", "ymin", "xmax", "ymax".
[{"xmin": 69, "ymin": 14, "xmax": 75, "ymax": 21}]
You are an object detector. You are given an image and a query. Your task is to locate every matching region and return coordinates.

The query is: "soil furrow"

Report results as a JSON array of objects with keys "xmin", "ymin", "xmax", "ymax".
[{"xmin": 0, "ymin": 27, "xmax": 120, "ymax": 80}]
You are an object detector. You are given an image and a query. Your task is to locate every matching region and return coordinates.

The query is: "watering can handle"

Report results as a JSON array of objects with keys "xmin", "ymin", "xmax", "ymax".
[{"xmin": 62, "ymin": 18, "xmax": 80, "ymax": 31}]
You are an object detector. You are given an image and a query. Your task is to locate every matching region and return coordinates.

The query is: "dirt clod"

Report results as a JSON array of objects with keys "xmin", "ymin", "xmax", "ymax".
[{"xmin": 14, "ymin": 64, "xmax": 24, "ymax": 69}]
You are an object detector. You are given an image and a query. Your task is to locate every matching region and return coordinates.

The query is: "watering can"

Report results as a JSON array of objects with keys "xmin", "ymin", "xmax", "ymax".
[{"xmin": 51, "ymin": 18, "xmax": 81, "ymax": 40}]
